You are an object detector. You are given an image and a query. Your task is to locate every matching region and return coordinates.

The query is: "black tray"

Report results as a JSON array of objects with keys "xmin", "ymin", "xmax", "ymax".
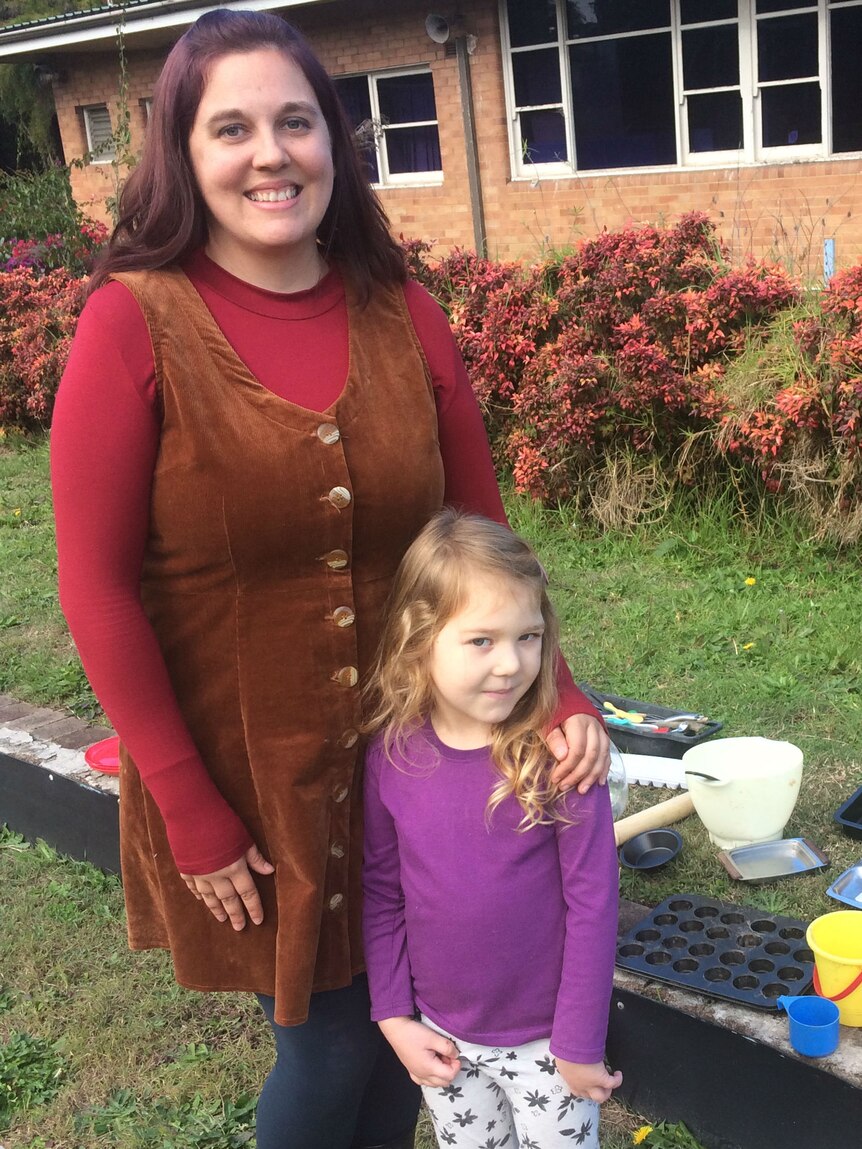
[
  {"xmin": 834, "ymin": 783, "xmax": 862, "ymax": 839},
  {"xmin": 615, "ymin": 894, "xmax": 814, "ymax": 1011},
  {"xmin": 579, "ymin": 684, "xmax": 722, "ymax": 759}
]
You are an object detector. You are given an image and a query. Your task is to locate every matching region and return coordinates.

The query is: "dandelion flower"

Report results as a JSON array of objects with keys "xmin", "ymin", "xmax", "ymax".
[
  {"xmin": 745, "ymin": 577, "xmax": 756, "ymax": 586},
  {"xmin": 13, "ymin": 508, "xmax": 21, "ymax": 517},
  {"xmin": 742, "ymin": 642, "xmax": 755, "ymax": 650},
  {"xmin": 633, "ymin": 1127, "xmax": 653, "ymax": 1145}
]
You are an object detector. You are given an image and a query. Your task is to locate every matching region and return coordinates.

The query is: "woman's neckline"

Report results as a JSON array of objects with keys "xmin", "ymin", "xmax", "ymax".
[{"xmin": 183, "ymin": 248, "xmax": 344, "ymax": 321}]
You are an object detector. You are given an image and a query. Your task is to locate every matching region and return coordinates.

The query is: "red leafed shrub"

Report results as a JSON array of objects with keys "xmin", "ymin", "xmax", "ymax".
[{"xmin": 0, "ymin": 266, "xmax": 83, "ymax": 428}]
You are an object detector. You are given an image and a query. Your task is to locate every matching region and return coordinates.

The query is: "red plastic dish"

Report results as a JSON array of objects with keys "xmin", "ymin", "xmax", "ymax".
[{"xmin": 84, "ymin": 735, "xmax": 120, "ymax": 775}]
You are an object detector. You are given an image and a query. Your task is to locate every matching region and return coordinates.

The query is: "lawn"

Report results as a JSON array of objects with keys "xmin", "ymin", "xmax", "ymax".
[{"xmin": 3, "ymin": 430, "xmax": 862, "ymax": 1146}]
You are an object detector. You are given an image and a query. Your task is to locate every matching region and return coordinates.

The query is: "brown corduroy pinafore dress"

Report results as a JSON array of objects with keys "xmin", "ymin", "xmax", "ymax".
[{"xmin": 112, "ymin": 266, "xmax": 444, "ymax": 1026}]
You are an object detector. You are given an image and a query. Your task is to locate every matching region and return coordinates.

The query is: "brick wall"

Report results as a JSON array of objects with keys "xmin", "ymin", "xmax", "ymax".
[{"xmin": 52, "ymin": 0, "xmax": 862, "ymax": 274}]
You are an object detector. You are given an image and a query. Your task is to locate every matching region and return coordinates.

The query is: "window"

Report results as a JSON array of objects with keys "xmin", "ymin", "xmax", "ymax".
[
  {"xmin": 501, "ymin": 0, "xmax": 862, "ymax": 176},
  {"xmin": 82, "ymin": 104, "xmax": 116, "ymax": 164},
  {"xmin": 334, "ymin": 68, "xmax": 442, "ymax": 185}
]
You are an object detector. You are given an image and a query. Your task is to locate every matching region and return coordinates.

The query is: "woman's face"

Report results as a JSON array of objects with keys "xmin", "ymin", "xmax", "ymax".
[{"xmin": 188, "ymin": 47, "xmax": 335, "ymax": 289}]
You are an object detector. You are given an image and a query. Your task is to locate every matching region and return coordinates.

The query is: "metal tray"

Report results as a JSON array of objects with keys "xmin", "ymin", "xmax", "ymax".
[
  {"xmin": 717, "ymin": 838, "xmax": 829, "ymax": 883},
  {"xmin": 826, "ymin": 863, "xmax": 862, "ymax": 908},
  {"xmin": 615, "ymin": 894, "xmax": 815, "ymax": 1011}
]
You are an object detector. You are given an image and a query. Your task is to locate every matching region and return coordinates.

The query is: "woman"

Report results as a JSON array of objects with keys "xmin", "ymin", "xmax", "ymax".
[{"xmin": 51, "ymin": 10, "xmax": 609, "ymax": 1149}]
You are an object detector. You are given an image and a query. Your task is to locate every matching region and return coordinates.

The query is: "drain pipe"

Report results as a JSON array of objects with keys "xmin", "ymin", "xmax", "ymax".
[{"xmin": 455, "ymin": 34, "xmax": 487, "ymax": 258}]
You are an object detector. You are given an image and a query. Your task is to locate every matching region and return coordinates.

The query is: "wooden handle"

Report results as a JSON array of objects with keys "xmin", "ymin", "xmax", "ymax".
[{"xmin": 614, "ymin": 792, "xmax": 695, "ymax": 847}]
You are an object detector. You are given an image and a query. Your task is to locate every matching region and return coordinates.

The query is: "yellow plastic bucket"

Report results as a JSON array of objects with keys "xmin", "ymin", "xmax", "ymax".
[{"xmin": 806, "ymin": 911, "xmax": 862, "ymax": 1027}]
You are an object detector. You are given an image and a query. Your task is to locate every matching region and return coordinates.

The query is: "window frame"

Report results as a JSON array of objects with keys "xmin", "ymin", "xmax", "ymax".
[
  {"xmin": 499, "ymin": 0, "xmax": 862, "ymax": 178},
  {"xmin": 334, "ymin": 65, "xmax": 443, "ymax": 188},
  {"xmin": 81, "ymin": 103, "xmax": 116, "ymax": 164}
]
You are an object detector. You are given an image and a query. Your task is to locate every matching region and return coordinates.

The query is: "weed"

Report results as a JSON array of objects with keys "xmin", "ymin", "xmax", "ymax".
[{"xmin": 0, "ymin": 1032, "xmax": 64, "ymax": 1130}]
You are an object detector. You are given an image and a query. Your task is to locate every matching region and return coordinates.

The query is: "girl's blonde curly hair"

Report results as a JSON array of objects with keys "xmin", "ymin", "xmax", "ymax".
[{"xmin": 363, "ymin": 509, "xmax": 569, "ymax": 828}]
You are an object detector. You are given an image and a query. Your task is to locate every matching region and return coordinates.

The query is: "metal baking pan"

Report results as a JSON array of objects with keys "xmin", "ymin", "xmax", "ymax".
[
  {"xmin": 834, "ymin": 783, "xmax": 862, "ymax": 839},
  {"xmin": 717, "ymin": 838, "xmax": 829, "ymax": 883},
  {"xmin": 826, "ymin": 863, "xmax": 862, "ymax": 908},
  {"xmin": 615, "ymin": 894, "xmax": 815, "ymax": 1011}
]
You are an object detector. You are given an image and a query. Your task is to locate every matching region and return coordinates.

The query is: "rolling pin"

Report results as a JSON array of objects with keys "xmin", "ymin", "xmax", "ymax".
[{"xmin": 614, "ymin": 792, "xmax": 695, "ymax": 847}]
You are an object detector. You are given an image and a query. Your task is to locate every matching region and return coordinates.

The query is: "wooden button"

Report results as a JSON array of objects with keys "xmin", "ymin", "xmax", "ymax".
[
  {"xmin": 331, "ymin": 606, "xmax": 355, "ymax": 627},
  {"xmin": 332, "ymin": 666, "xmax": 359, "ymax": 687},
  {"xmin": 333, "ymin": 785, "xmax": 350, "ymax": 803},
  {"xmin": 329, "ymin": 893, "xmax": 345, "ymax": 911},
  {"xmin": 317, "ymin": 423, "xmax": 340, "ymax": 445},
  {"xmin": 326, "ymin": 486, "xmax": 351, "ymax": 509},
  {"xmin": 319, "ymin": 549, "xmax": 349, "ymax": 570},
  {"xmin": 338, "ymin": 729, "xmax": 359, "ymax": 749},
  {"xmin": 330, "ymin": 842, "xmax": 345, "ymax": 859}
]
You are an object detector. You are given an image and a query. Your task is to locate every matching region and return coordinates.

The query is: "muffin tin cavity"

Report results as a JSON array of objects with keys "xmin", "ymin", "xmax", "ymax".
[{"xmin": 615, "ymin": 894, "xmax": 814, "ymax": 1011}]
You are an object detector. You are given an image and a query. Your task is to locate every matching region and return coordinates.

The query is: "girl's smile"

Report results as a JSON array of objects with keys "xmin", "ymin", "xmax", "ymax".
[
  {"xmin": 188, "ymin": 47, "xmax": 335, "ymax": 291},
  {"xmin": 428, "ymin": 574, "xmax": 544, "ymax": 749}
]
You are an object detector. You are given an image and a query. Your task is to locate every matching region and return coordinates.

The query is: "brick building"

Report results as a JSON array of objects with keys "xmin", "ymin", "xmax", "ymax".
[{"xmin": 1, "ymin": 0, "xmax": 860, "ymax": 274}]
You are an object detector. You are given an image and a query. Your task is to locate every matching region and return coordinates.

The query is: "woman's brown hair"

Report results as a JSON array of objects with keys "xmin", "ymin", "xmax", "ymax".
[{"xmin": 87, "ymin": 8, "xmax": 405, "ymax": 301}]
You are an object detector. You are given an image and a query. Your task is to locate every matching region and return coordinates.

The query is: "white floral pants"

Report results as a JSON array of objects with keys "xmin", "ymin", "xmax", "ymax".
[{"xmin": 420, "ymin": 1017, "xmax": 600, "ymax": 1148}]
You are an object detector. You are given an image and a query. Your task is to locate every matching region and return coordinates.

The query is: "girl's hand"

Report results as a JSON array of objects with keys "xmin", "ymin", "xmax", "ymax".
[
  {"xmin": 378, "ymin": 1017, "xmax": 461, "ymax": 1088},
  {"xmin": 555, "ymin": 1057, "xmax": 622, "ymax": 1102},
  {"xmin": 547, "ymin": 713, "xmax": 610, "ymax": 793},
  {"xmin": 180, "ymin": 844, "xmax": 275, "ymax": 930}
]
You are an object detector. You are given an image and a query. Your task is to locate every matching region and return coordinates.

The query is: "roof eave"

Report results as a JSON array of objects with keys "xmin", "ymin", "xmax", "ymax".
[{"xmin": 0, "ymin": 0, "xmax": 330, "ymax": 60}]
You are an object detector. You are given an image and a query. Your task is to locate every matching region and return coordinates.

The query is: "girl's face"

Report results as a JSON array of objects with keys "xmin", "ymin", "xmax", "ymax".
[
  {"xmin": 188, "ymin": 47, "xmax": 335, "ymax": 290},
  {"xmin": 428, "ymin": 573, "xmax": 545, "ymax": 749}
]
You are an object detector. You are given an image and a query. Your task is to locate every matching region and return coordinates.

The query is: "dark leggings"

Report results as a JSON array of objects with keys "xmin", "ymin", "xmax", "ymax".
[{"xmin": 255, "ymin": 975, "xmax": 420, "ymax": 1149}]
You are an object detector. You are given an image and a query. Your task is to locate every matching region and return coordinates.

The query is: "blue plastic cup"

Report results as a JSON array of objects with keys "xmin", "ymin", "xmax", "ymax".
[{"xmin": 778, "ymin": 995, "xmax": 840, "ymax": 1057}]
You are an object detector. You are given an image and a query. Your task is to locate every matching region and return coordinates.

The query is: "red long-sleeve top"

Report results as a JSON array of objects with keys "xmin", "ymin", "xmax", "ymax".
[{"xmin": 51, "ymin": 251, "xmax": 593, "ymax": 872}]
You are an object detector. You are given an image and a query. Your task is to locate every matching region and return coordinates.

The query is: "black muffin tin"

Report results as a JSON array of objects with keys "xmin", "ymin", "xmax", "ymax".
[{"xmin": 616, "ymin": 894, "xmax": 814, "ymax": 1011}]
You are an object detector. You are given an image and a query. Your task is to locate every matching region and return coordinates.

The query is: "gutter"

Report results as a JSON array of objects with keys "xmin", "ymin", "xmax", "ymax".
[{"xmin": 0, "ymin": 0, "xmax": 331, "ymax": 59}]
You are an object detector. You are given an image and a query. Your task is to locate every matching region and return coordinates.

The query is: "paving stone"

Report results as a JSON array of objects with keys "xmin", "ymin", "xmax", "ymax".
[
  {"xmin": 5, "ymin": 708, "xmax": 57, "ymax": 729},
  {"xmin": 0, "ymin": 694, "xmax": 32, "ymax": 722}
]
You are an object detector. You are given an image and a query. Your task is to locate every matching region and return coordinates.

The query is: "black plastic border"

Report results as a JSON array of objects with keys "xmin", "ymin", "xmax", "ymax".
[{"xmin": 0, "ymin": 750, "xmax": 120, "ymax": 873}]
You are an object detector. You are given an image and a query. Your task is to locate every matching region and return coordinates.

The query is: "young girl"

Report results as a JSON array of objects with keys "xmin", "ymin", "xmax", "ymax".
[{"xmin": 362, "ymin": 510, "xmax": 622, "ymax": 1149}]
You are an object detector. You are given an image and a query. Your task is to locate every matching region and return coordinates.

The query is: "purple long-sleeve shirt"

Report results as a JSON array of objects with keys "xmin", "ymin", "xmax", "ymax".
[{"xmin": 362, "ymin": 725, "xmax": 619, "ymax": 1064}]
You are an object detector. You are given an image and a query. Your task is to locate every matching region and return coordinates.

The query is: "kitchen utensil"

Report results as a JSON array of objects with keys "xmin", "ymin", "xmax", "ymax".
[
  {"xmin": 615, "ymin": 894, "xmax": 815, "ymax": 1011},
  {"xmin": 84, "ymin": 735, "xmax": 120, "ymax": 775},
  {"xmin": 579, "ymin": 684, "xmax": 722, "ymax": 758},
  {"xmin": 826, "ymin": 863, "xmax": 862, "ymax": 908},
  {"xmin": 717, "ymin": 838, "xmax": 829, "ymax": 883},
  {"xmin": 778, "ymin": 995, "xmax": 840, "ymax": 1057},
  {"xmin": 618, "ymin": 828, "xmax": 682, "ymax": 871},
  {"xmin": 621, "ymin": 753, "xmax": 688, "ymax": 790},
  {"xmin": 682, "ymin": 737, "xmax": 803, "ymax": 849},
  {"xmin": 613, "ymin": 792, "xmax": 694, "ymax": 847},
  {"xmin": 833, "ymin": 783, "xmax": 862, "ymax": 840}
]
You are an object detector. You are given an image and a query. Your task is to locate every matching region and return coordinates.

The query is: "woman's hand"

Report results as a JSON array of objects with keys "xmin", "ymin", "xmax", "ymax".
[
  {"xmin": 555, "ymin": 1057, "xmax": 622, "ymax": 1102},
  {"xmin": 180, "ymin": 843, "xmax": 275, "ymax": 930},
  {"xmin": 378, "ymin": 1017, "xmax": 461, "ymax": 1088},
  {"xmin": 547, "ymin": 713, "xmax": 611, "ymax": 794}
]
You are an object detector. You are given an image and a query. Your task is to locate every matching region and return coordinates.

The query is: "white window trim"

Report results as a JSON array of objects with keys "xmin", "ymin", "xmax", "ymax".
[
  {"xmin": 499, "ymin": 0, "xmax": 862, "ymax": 180},
  {"xmin": 338, "ymin": 66, "xmax": 443, "ymax": 188},
  {"xmin": 82, "ymin": 103, "xmax": 116, "ymax": 164}
]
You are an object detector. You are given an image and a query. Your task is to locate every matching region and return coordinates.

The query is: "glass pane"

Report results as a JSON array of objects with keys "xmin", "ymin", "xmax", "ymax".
[
  {"xmin": 334, "ymin": 76, "xmax": 371, "ymax": 127},
  {"xmin": 756, "ymin": 0, "xmax": 812, "ymax": 11},
  {"xmin": 570, "ymin": 34, "xmax": 676, "ymax": 169},
  {"xmin": 513, "ymin": 48, "xmax": 563, "ymax": 106},
  {"xmin": 384, "ymin": 125, "xmax": 441, "ymax": 174},
  {"xmin": 377, "ymin": 73, "xmax": 437, "ymax": 125},
  {"xmin": 683, "ymin": 25, "xmax": 739, "ymax": 89},
  {"xmin": 761, "ymin": 82, "xmax": 821, "ymax": 146},
  {"xmin": 681, "ymin": 0, "xmax": 738, "ymax": 23},
  {"xmin": 688, "ymin": 90, "xmax": 743, "ymax": 150},
  {"xmin": 831, "ymin": 6, "xmax": 862, "ymax": 153},
  {"xmin": 758, "ymin": 14, "xmax": 818, "ymax": 81},
  {"xmin": 567, "ymin": 0, "xmax": 670, "ymax": 39},
  {"xmin": 519, "ymin": 108, "xmax": 568, "ymax": 163},
  {"xmin": 506, "ymin": 0, "xmax": 558, "ymax": 47}
]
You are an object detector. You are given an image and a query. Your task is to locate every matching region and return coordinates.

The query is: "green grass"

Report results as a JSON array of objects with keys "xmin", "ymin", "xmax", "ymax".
[{"xmin": 6, "ymin": 432, "xmax": 860, "ymax": 1147}]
